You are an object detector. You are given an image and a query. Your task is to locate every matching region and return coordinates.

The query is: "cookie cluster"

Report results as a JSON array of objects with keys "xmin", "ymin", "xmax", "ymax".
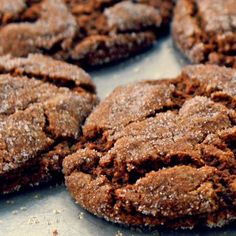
[{"xmin": 0, "ymin": 0, "xmax": 236, "ymax": 232}]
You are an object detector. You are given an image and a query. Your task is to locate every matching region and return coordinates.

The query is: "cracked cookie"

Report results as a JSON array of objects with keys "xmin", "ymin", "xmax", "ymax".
[
  {"xmin": 63, "ymin": 64, "xmax": 236, "ymax": 229},
  {"xmin": 0, "ymin": 53, "xmax": 97, "ymax": 194},
  {"xmin": 0, "ymin": 0, "xmax": 174, "ymax": 67},
  {"xmin": 172, "ymin": 0, "xmax": 236, "ymax": 68}
]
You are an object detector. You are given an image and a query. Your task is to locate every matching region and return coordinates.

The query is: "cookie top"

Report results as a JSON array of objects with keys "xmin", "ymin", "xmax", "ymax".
[
  {"xmin": 172, "ymin": 0, "xmax": 236, "ymax": 68},
  {"xmin": 0, "ymin": 54, "xmax": 97, "ymax": 193},
  {"xmin": 0, "ymin": 0, "xmax": 174, "ymax": 66},
  {"xmin": 63, "ymin": 65, "xmax": 236, "ymax": 229}
]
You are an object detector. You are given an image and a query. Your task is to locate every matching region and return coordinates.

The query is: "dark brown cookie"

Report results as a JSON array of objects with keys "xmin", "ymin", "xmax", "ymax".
[
  {"xmin": 0, "ymin": 0, "xmax": 174, "ymax": 66},
  {"xmin": 0, "ymin": 53, "xmax": 97, "ymax": 194},
  {"xmin": 63, "ymin": 65, "xmax": 236, "ymax": 229},
  {"xmin": 172, "ymin": 0, "xmax": 236, "ymax": 68}
]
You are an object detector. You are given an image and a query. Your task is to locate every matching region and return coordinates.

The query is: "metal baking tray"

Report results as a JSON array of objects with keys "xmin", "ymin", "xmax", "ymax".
[{"xmin": 0, "ymin": 36, "xmax": 235, "ymax": 236}]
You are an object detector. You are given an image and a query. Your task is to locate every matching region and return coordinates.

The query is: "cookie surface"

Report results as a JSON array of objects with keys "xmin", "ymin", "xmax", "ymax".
[
  {"xmin": 172, "ymin": 0, "xmax": 236, "ymax": 68},
  {"xmin": 63, "ymin": 65, "xmax": 236, "ymax": 229},
  {"xmin": 0, "ymin": 0, "xmax": 174, "ymax": 66},
  {"xmin": 0, "ymin": 54, "xmax": 97, "ymax": 194}
]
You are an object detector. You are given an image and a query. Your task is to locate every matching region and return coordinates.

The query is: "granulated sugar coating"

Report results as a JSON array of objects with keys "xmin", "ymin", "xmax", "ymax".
[
  {"xmin": 0, "ymin": 54, "xmax": 97, "ymax": 194},
  {"xmin": 172, "ymin": 0, "xmax": 236, "ymax": 68},
  {"xmin": 0, "ymin": 0, "xmax": 174, "ymax": 67},
  {"xmin": 63, "ymin": 65, "xmax": 236, "ymax": 229}
]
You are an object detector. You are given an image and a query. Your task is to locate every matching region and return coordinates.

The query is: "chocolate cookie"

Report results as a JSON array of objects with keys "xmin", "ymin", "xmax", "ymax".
[
  {"xmin": 0, "ymin": 53, "xmax": 97, "ymax": 194},
  {"xmin": 172, "ymin": 0, "xmax": 236, "ymax": 68},
  {"xmin": 63, "ymin": 65, "xmax": 236, "ymax": 229},
  {"xmin": 0, "ymin": 0, "xmax": 174, "ymax": 66}
]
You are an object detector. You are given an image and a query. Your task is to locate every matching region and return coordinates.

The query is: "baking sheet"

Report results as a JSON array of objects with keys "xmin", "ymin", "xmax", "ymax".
[{"xmin": 0, "ymin": 37, "xmax": 235, "ymax": 236}]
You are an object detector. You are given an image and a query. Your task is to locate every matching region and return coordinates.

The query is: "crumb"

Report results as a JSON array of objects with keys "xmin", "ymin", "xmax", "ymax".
[
  {"xmin": 52, "ymin": 229, "xmax": 58, "ymax": 236},
  {"xmin": 53, "ymin": 209, "xmax": 61, "ymax": 214},
  {"xmin": 6, "ymin": 200, "xmax": 14, "ymax": 204},
  {"xmin": 34, "ymin": 194, "xmax": 40, "ymax": 199},
  {"xmin": 47, "ymin": 221, "xmax": 52, "ymax": 225},
  {"xmin": 115, "ymin": 231, "xmax": 123, "ymax": 236},
  {"xmin": 27, "ymin": 216, "xmax": 40, "ymax": 225},
  {"xmin": 12, "ymin": 210, "xmax": 18, "ymax": 215},
  {"xmin": 78, "ymin": 212, "xmax": 84, "ymax": 219},
  {"xmin": 20, "ymin": 207, "xmax": 27, "ymax": 211}
]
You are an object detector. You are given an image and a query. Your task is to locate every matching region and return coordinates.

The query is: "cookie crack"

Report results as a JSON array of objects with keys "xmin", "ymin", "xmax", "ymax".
[
  {"xmin": 0, "ymin": 0, "xmax": 43, "ymax": 25},
  {"xmin": 0, "ymin": 74, "xmax": 86, "ymax": 119},
  {"xmin": 81, "ymin": 108, "xmax": 236, "ymax": 191},
  {"xmin": 1, "ymin": 68, "xmax": 95, "ymax": 95}
]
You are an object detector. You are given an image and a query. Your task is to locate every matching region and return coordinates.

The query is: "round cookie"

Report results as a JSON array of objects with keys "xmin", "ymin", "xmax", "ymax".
[
  {"xmin": 172, "ymin": 0, "xmax": 236, "ymax": 68},
  {"xmin": 0, "ymin": 53, "xmax": 97, "ymax": 194},
  {"xmin": 63, "ymin": 64, "xmax": 236, "ymax": 229},
  {"xmin": 0, "ymin": 0, "xmax": 174, "ymax": 67}
]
